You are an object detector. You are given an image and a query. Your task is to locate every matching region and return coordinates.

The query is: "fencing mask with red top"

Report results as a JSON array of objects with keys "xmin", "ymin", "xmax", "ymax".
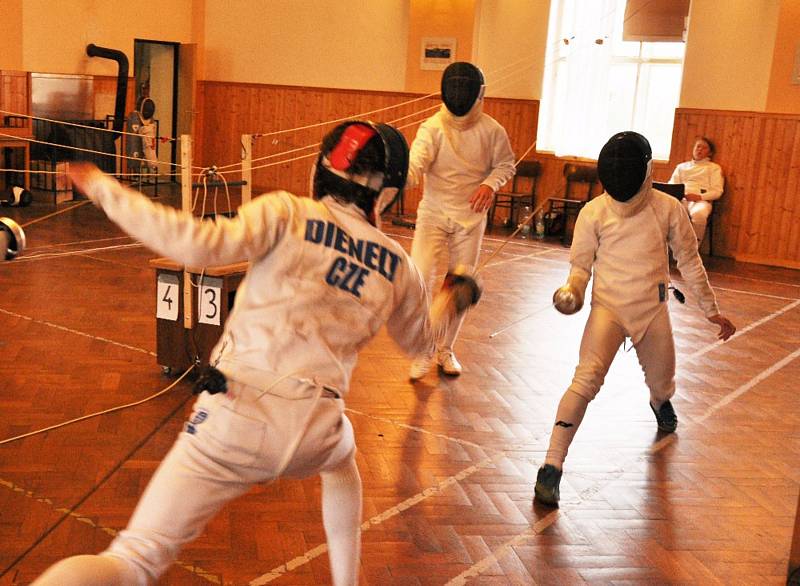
[{"xmin": 313, "ymin": 120, "xmax": 409, "ymax": 228}]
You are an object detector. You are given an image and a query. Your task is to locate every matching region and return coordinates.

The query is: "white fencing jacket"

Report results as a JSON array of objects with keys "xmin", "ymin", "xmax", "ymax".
[
  {"xmin": 81, "ymin": 172, "xmax": 434, "ymax": 396},
  {"xmin": 568, "ymin": 182, "xmax": 719, "ymax": 343},
  {"xmin": 668, "ymin": 158, "xmax": 724, "ymax": 202},
  {"xmin": 408, "ymin": 106, "xmax": 516, "ymax": 230}
]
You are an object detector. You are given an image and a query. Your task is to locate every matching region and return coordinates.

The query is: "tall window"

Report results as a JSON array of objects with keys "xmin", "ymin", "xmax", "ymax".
[{"xmin": 537, "ymin": 0, "xmax": 685, "ymax": 160}]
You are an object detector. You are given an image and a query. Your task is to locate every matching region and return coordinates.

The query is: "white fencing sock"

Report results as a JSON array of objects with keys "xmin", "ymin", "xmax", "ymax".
[
  {"xmin": 544, "ymin": 390, "xmax": 590, "ymax": 469},
  {"xmin": 320, "ymin": 454, "xmax": 362, "ymax": 586}
]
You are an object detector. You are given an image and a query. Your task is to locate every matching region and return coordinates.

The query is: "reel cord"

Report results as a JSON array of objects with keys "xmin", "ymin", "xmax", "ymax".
[
  {"xmin": 0, "ymin": 366, "xmax": 198, "ymax": 579},
  {"xmin": 0, "ymin": 364, "xmax": 196, "ymax": 446}
]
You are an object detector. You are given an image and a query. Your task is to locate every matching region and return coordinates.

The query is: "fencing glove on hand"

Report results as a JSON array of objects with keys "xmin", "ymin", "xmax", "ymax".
[
  {"xmin": 430, "ymin": 266, "xmax": 482, "ymax": 340},
  {"xmin": 553, "ymin": 274, "xmax": 587, "ymax": 315}
]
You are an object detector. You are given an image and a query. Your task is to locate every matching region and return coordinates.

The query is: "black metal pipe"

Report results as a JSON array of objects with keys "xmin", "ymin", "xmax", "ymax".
[{"xmin": 86, "ymin": 44, "xmax": 129, "ymax": 135}]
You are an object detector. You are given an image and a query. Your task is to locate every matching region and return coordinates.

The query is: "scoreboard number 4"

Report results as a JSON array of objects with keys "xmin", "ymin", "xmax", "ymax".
[{"xmin": 156, "ymin": 273, "xmax": 180, "ymax": 321}]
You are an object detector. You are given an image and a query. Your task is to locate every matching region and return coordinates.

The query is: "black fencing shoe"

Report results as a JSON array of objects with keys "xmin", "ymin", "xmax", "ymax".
[
  {"xmin": 534, "ymin": 464, "xmax": 562, "ymax": 507},
  {"xmin": 650, "ymin": 400, "xmax": 678, "ymax": 433}
]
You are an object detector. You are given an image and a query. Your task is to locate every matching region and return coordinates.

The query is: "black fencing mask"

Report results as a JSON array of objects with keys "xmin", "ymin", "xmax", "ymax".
[
  {"xmin": 314, "ymin": 121, "xmax": 409, "ymax": 226},
  {"xmin": 140, "ymin": 97, "xmax": 155, "ymax": 121},
  {"xmin": 597, "ymin": 131, "xmax": 652, "ymax": 202},
  {"xmin": 441, "ymin": 62, "xmax": 485, "ymax": 117}
]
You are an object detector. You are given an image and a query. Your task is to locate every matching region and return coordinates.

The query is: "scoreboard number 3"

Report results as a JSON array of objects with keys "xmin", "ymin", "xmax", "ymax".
[{"xmin": 198, "ymin": 277, "xmax": 223, "ymax": 326}]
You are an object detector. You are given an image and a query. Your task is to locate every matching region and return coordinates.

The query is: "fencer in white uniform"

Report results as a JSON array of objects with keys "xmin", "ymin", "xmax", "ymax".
[
  {"xmin": 668, "ymin": 136, "xmax": 724, "ymax": 243},
  {"xmin": 534, "ymin": 132, "xmax": 736, "ymax": 507},
  {"xmin": 407, "ymin": 61, "xmax": 516, "ymax": 379},
  {"xmin": 34, "ymin": 122, "xmax": 443, "ymax": 586}
]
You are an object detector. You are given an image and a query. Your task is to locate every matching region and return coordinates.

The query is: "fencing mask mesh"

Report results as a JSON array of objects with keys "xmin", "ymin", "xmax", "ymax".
[
  {"xmin": 597, "ymin": 131, "xmax": 652, "ymax": 202},
  {"xmin": 441, "ymin": 62, "xmax": 485, "ymax": 117}
]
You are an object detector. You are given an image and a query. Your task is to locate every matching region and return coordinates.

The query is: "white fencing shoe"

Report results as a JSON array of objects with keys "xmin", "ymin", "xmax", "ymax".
[
  {"xmin": 437, "ymin": 351, "xmax": 462, "ymax": 376},
  {"xmin": 409, "ymin": 354, "xmax": 433, "ymax": 381}
]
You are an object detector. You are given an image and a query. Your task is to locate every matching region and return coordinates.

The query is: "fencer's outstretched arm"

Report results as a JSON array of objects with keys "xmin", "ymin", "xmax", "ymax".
[
  {"xmin": 69, "ymin": 163, "xmax": 287, "ymax": 268},
  {"xmin": 553, "ymin": 210, "xmax": 594, "ymax": 315},
  {"xmin": 668, "ymin": 201, "xmax": 736, "ymax": 340},
  {"xmin": 385, "ymin": 259, "xmax": 436, "ymax": 357},
  {"xmin": 406, "ymin": 123, "xmax": 437, "ymax": 189}
]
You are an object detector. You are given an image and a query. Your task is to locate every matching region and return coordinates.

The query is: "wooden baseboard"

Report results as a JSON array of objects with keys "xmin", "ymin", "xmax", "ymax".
[{"xmin": 733, "ymin": 253, "xmax": 800, "ymax": 270}]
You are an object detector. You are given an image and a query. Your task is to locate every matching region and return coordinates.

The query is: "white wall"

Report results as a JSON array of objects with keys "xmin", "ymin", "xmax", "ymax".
[
  {"xmin": 203, "ymin": 1, "xmax": 409, "ymax": 91},
  {"xmin": 476, "ymin": 0, "xmax": 550, "ymax": 100},
  {"xmin": 680, "ymin": 0, "xmax": 780, "ymax": 111},
  {"xmin": 21, "ymin": 0, "xmax": 195, "ymax": 76}
]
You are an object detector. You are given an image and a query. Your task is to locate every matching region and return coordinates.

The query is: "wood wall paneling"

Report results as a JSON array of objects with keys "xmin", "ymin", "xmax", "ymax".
[
  {"xmin": 670, "ymin": 108, "xmax": 800, "ymax": 268},
  {"xmin": 195, "ymin": 81, "xmax": 539, "ymax": 215},
  {"xmin": 0, "ymin": 70, "xmax": 32, "ymax": 135},
  {"xmin": 99, "ymin": 79, "xmax": 799, "ymax": 269}
]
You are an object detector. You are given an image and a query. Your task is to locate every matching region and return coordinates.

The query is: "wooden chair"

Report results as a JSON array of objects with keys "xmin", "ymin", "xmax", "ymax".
[
  {"xmin": 653, "ymin": 181, "xmax": 716, "ymax": 256},
  {"xmin": 488, "ymin": 160, "xmax": 542, "ymax": 229},
  {"xmin": 548, "ymin": 163, "xmax": 600, "ymax": 245}
]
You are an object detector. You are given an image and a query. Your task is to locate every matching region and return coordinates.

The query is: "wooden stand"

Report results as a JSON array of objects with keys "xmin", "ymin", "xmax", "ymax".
[
  {"xmin": 148, "ymin": 134, "xmax": 255, "ymax": 374},
  {"xmin": 0, "ymin": 138, "xmax": 30, "ymax": 190},
  {"xmin": 149, "ymin": 257, "xmax": 247, "ymax": 374}
]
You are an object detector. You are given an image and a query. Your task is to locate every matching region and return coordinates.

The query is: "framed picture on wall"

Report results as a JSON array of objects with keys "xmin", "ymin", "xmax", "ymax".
[{"xmin": 421, "ymin": 37, "xmax": 457, "ymax": 70}]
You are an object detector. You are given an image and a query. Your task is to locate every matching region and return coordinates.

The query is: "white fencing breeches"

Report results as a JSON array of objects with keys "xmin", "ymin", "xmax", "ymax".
[
  {"xmin": 33, "ymin": 379, "xmax": 358, "ymax": 585},
  {"xmin": 683, "ymin": 199, "xmax": 713, "ymax": 242},
  {"xmin": 545, "ymin": 305, "xmax": 676, "ymax": 467},
  {"xmin": 410, "ymin": 212, "xmax": 486, "ymax": 352}
]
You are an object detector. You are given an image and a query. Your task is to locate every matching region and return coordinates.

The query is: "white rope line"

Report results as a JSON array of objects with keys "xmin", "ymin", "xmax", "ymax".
[
  {"xmin": 1, "ymin": 58, "xmax": 537, "ymax": 182},
  {"xmin": 0, "ymin": 108, "xmax": 178, "ymax": 143},
  {"xmin": 220, "ymin": 57, "xmax": 536, "ymax": 173},
  {"xmin": 241, "ymin": 111, "xmax": 436, "ymax": 173},
  {"xmin": 0, "ymin": 365, "xmax": 195, "ymax": 446},
  {"xmin": 1, "ymin": 58, "xmax": 537, "ymax": 180},
  {"xmin": 214, "ymin": 101, "xmax": 442, "ymax": 173},
  {"xmin": 0, "ymin": 130, "xmax": 188, "ymax": 169},
  {"xmin": 247, "ymin": 90, "xmax": 442, "ymax": 140},
  {"xmin": 19, "ymin": 200, "xmax": 94, "ymax": 229},
  {"xmin": 243, "ymin": 50, "xmax": 539, "ymax": 143},
  {"xmin": 23, "ymin": 235, "xmax": 132, "ymax": 252},
  {"xmin": 9, "ymin": 242, "xmax": 144, "ymax": 263}
]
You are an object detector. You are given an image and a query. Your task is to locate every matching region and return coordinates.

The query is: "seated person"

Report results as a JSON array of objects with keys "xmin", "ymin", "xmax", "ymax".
[{"xmin": 668, "ymin": 136, "xmax": 724, "ymax": 244}]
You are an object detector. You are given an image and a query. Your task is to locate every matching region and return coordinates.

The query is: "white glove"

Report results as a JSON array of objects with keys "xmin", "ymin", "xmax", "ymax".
[{"xmin": 552, "ymin": 282, "xmax": 583, "ymax": 315}]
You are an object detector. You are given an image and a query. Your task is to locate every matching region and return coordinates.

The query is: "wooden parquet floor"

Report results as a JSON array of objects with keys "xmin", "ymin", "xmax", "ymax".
[{"xmin": 0, "ymin": 190, "xmax": 799, "ymax": 585}]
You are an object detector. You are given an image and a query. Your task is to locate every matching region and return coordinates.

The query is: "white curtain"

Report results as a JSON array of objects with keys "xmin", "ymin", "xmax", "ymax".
[{"xmin": 539, "ymin": 0, "xmax": 618, "ymax": 159}]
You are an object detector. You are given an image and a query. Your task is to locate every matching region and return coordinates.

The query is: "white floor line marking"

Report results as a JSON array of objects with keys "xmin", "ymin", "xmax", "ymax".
[
  {"xmin": 444, "ymin": 344, "xmax": 800, "ymax": 583},
  {"xmin": 710, "ymin": 285, "xmax": 797, "ymax": 301},
  {"xmin": 482, "ymin": 248, "xmax": 555, "ymax": 269},
  {"xmin": 686, "ymin": 299, "xmax": 800, "ymax": 362},
  {"xmin": 446, "ymin": 510, "xmax": 559, "ymax": 585},
  {"xmin": 249, "ymin": 453, "xmax": 504, "ymax": 585},
  {"xmin": 0, "ymin": 307, "xmax": 156, "ymax": 357},
  {"xmin": 0, "ymin": 477, "xmax": 221, "ymax": 583},
  {"xmin": 247, "ymin": 406, "xmax": 549, "ymax": 584},
  {"xmin": 346, "ymin": 408, "xmax": 504, "ymax": 453},
  {"xmin": 706, "ymin": 269, "xmax": 800, "ymax": 289},
  {"xmin": 693, "ymin": 345, "xmax": 800, "ymax": 423}
]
